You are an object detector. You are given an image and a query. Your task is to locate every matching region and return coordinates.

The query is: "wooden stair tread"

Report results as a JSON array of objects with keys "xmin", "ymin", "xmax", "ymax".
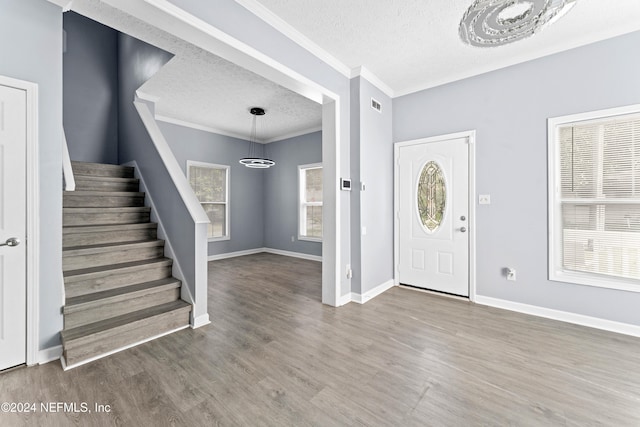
[
  {"xmin": 63, "ymin": 206, "xmax": 150, "ymax": 213},
  {"xmin": 64, "ymin": 191, "xmax": 144, "ymax": 197},
  {"xmin": 63, "ymin": 223, "xmax": 157, "ymax": 234},
  {"xmin": 64, "ymin": 257, "xmax": 173, "ymax": 279},
  {"xmin": 64, "ymin": 278, "xmax": 181, "ymax": 312},
  {"xmin": 74, "ymin": 176, "xmax": 139, "ymax": 183},
  {"xmin": 71, "ymin": 161, "xmax": 133, "ymax": 172},
  {"xmin": 62, "ymin": 161, "xmax": 189, "ymax": 367},
  {"xmin": 61, "ymin": 300, "xmax": 191, "ymax": 344},
  {"xmin": 63, "ymin": 239, "xmax": 164, "ymax": 255}
]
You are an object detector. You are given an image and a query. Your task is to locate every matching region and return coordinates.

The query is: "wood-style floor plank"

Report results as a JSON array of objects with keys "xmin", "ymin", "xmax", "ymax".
[{"xmin": 2, "ymin": 252, "xmax": 640, "ymax": 425}]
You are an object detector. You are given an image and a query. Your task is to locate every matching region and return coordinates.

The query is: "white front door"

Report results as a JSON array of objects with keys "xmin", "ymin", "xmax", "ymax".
[
  {"xmin": 397, "ymin": 135, "xmax": 470, "ymax": 297},
  {"xmin": 0, "ymin": 84, "xmax": 27, "ymax": 370}
]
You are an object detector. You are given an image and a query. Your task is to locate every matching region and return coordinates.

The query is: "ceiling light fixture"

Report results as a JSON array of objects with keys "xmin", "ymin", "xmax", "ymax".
[
  {"xmin": 239, "ymin": 107, "xmax": 275, "ymax": 169},
  {"xmin": 459, "ymin": 0, "xmax": 577, "ymax": 47}
]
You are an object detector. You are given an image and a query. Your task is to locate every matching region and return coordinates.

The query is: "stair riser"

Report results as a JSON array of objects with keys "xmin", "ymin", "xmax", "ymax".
[
  {"xmin": 63, "ymin": 195, "xmax": 145, "ymax": 208},
  {"xmin": 75, "ymin": 180, "xmax": 139, "ymax": 192},
  {"xmin": 64, "ymin": 288, "xmax": 180, "ymax": 329},
  {"xmin": 63, "ymin": 228, "xmax": 157, "ymax": 248},
  {"xmin": 65, "ymin": 265, "xmax": 173, "ymax": 298},
  {"xmin": 63, "ymin": 211, "xmax": 150, "ymax": 226},
  {"xmin": 63, "ymin": 246, "xmax": 164, "ymax": 272},
  {"xmin": 63, "ymin": 307, "xmax": 191, "ymax": 366},
  {"xmin": 72, "ymin": 163, "xmax": 134, "ymax": 179}
]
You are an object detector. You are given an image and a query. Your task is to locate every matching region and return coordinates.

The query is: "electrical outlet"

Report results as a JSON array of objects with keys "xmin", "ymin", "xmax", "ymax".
[
  {"xmin": 479, "ymin": 194, "xmax": 491, "ymax": 205},
  {"xmin": 506, "ymin": 268, "xmax": 517, "ymax": 281},
  {"xmin": 291, "ymin": 235, "xmax": 295, "ymax": 242}
]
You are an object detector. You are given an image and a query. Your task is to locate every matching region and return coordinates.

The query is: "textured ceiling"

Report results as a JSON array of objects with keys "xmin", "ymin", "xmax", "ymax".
[
  {"xmin": 69, "ymin": 0, "xmax": 322, "ymax": 142},
  {"xmin": 68, "ymin": 0, "xmax": 640, "ymax": 137},
  {"xmin": 248, "ymin": 0, "xmax": 640, "ymax": 95}
]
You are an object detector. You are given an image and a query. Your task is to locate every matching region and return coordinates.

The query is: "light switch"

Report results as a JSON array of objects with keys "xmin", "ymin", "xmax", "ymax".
[{"xmin": 479, "ymin": 194, "xmax": 491, "ymax": 205}]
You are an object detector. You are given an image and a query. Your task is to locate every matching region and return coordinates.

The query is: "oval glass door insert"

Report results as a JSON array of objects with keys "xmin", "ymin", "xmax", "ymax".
[{"xmin": 417, "ymin": 161, "xmax": 446, "ymax": 232}]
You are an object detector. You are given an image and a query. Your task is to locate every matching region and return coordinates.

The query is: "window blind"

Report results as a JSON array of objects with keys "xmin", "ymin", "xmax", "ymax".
[{"xmin": 558, "ymin": 114, "xmax": 640, "ymax": 281}]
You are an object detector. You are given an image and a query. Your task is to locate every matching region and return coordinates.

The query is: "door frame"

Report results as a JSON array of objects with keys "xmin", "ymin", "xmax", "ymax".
[
  {"xmin": 0, "ymin": 75, "xmax": 39, "ymax": 365},
  {"xmin": 394, "ymin": 130, "xmax": 477, "ymax": 301}
]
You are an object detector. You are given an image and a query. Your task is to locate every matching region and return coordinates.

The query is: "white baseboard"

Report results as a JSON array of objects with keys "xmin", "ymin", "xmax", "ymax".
[
  {"xmin": 475, "ymin": 295, "xmax": 640, "ymax": 338},
  {"xmin": 191, "ymin": 313, "xmax": 211, "ymax": 329},
  {"xmin": 208, "ymin": 247, "xmax": 322, "ymax": 262},
  {"xmin": 208, "ymin": 248, "xmax": 264, "ymax": 261},
  {"xmin": 38, "ymin": 345, "xmax": 62, "ymax": 365},
  {"xmin": 352, "ymin": 279, "xmax": 395, "ymax": 304},
  {"xmin": 263, "ymin": 248, "xmax": 322, "ymax": 262},
  {"xmin": 337, "ymin": 293, "xmax": 353, "ymax": 307}
]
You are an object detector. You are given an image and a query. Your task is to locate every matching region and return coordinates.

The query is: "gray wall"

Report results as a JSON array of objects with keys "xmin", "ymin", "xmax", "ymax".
[
  {"xmin": 158, "ymin": 121, "xmax": 265, "ymax": 256},
  {"xmin": 358, "ymin": 78, "xmax": 393, "ymax": 294},
  {"xmin": 63, "ymin": 12, "xmax": 119, "ymax": 164},
  {"xmin": 0, "ymin": 0, "xmax": 63, "ymax": 349},
  {"xmin": 394, "ymin": 31, "xmax": 640, "ymax": 326},
  {"xmin": 350, "ymin": 77, "xmax": 394, "ymax": 295},
  {"xmin": 349, "ymin": 78, "xmax": 362, "ymax": 294},
  {"xmin": 166, "ymin": 0, "xmax": 352, "ymax": 297},
  {"xmin": 265, "ymin": 131, "xmax": 323, "ymax": 257},
  {"xmin": 116, "ymin": 34, "xmax": 208, "ymax": 302}
]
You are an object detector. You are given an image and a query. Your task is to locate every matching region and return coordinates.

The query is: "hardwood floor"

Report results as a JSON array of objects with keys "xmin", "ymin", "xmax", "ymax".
[{"xmin": 2, "ymin": 252, "xmax": 640, "ymax": 425}]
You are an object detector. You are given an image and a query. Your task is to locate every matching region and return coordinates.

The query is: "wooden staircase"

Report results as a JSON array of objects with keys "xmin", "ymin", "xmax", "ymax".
[{"xmin": 61, "ymin": 161, "xmax": 191, "ymax": 368}]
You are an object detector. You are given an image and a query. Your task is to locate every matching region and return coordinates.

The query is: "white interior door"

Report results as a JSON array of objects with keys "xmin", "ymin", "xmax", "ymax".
[
  {"xmin": 397, "ymin": 136, "xmax": 469, "ymax": 296},
  {"xmin": 0, "ymin": 84, "xmax": 27, "ymax": 370}
]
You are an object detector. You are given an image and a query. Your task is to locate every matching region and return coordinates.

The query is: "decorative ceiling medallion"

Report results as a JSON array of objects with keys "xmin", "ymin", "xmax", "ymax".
[{"xmin": 459, "ymin": 0, "xmax": 577, "ymax": 47}]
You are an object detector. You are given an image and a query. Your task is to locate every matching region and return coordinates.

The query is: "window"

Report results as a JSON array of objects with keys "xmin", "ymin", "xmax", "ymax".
[
  {"xmin": 549, "ymin": 105, "xmax": 640, "ymax": 291},
  {"xmin": 299, "ymin": 163, "xmax": 323, "ymax": 241},
  {"xmin": 187, "ymin": 161, "xmax": 229, "ymax": 241}
]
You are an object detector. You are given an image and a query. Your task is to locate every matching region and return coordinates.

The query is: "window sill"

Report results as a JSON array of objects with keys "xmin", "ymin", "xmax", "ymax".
[
  {"xmin": 298, "ymin": 236, "xmax": 322, "ymax": 243},
  {"xmin": 550, "ymin": 269, "xmax": 640, "ymax": 293},
  {"xmin": 208, "ymin": 236, "xmax": 230, "ymax": 243}
]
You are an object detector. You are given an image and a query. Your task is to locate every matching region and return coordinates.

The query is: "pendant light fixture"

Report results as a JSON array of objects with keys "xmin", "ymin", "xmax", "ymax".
[{"xmin": 239, "ymin": 107, "xmax": 275, "ymax": 169}]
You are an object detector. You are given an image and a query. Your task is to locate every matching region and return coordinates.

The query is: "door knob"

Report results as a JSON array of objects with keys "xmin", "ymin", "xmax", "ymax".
[
  {"xmin": 460, "ymin": 227, "xmax": 467, "ymax": 233},
  {"xmin": 0, "ymin": 237, "xmax": 20, "ymax": 247}
]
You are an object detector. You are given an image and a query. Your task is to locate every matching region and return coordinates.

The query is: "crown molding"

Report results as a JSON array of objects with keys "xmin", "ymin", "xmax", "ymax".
[
  {"xmin": 234, "ymin": 0, "xmax": 352, "ymax": 78},
  {"xmin": 46, "ymin": 0, "xmax": 74, "ymax": 11},
  {"xmin": 135, "ymin": 90, "xmax": 161, "ymax": 104},
  {"xmin": 264, "ymin": 126, "xmax": 322, "ymax": 143},
  {"xmin": 154, "ymin": 115, "xmax": 255, "ymax": 141},
  {"xmin": 351, "ymin": 66, "xmax": 394, "ymax": 98}
]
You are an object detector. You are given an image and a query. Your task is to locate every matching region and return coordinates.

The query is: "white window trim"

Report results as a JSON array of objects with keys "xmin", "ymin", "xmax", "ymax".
[
  {"xmin": 548, "ymin": 104, "xmax": 640, "ymax": 292},
  {"xmin": 187, "ymin": 160, "xmax": 230, "ymax": 242},
  {"xmin": 298, "ymin": 162, "xmax": 323, "ymax": 242}
]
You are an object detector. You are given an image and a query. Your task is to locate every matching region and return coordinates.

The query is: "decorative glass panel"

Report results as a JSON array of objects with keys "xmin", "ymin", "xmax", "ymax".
[{"xmin": 417, "ymin": 161, "xmax": 446, "ymax": 232}]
